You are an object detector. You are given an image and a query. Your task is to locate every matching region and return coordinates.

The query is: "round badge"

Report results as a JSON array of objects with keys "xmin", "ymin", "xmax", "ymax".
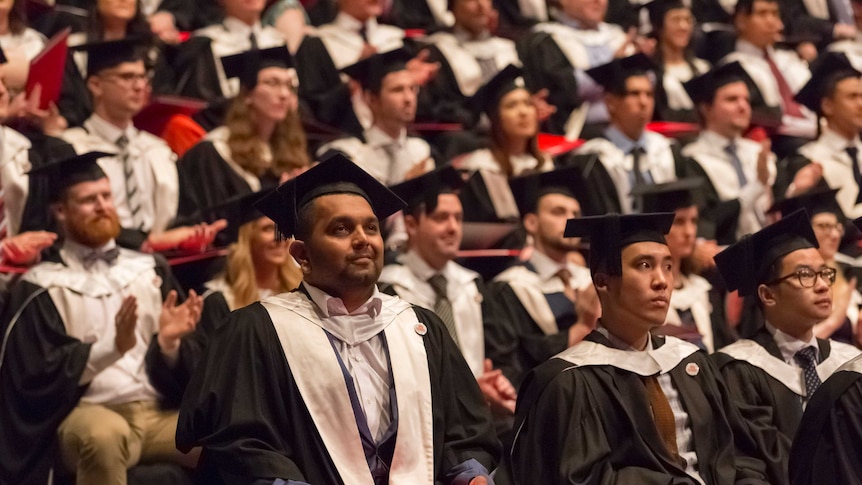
[
  {"xmin": 414, "ymin": 323, "xmax": 427, "ymax": 336},
  {"xmin": 685, "ymin": 363, "xmax": 700, "ymax": 376}
]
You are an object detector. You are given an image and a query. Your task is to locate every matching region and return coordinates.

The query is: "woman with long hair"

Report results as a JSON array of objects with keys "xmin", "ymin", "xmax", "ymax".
[
  {"xmin": 177, "ymin": 45, "xmax": 310, "ymax": 229},
  {"xmin": 0, "ymin": 0, "xmax": 45, "ymax": 61},
  {"xmin": 648, "ymin": 0, "xmax": 710, "ymax": 122}
]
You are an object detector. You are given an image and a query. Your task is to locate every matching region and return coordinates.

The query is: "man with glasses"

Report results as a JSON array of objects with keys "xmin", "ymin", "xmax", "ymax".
[
  {"xmin": 59, "ymin": 38, "xmax": 224, "ymax": 253},
  {"xmin": 712, "ymin": 209, "xmax": 860, "ymax": 485}
]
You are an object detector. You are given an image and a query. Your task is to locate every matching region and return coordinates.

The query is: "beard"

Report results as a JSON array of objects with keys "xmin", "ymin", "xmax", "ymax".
[{"xmin": 66, "ymin": 211, "xmax": 122, "ymax": 247}]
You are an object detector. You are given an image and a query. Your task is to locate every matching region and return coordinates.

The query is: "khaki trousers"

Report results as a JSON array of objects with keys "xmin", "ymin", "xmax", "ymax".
[{"xmin": 57, "ymin": 400, "xmax": 197, "ymax": 485}]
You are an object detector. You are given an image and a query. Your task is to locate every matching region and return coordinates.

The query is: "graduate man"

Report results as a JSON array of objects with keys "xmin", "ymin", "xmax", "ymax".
[
  {"xmin": 510, "ymin": 212, "xmax": 770, "ymax": 484},
  {"xmin": 712, "ymin": 209, "xmax": 860, "ymax": 485},
  {"xmin": 177, "ymin": 154, "xmax": 500, "ymax": 485},
  {"xmin": 0, "ymin": 153, "xmax": 203, "ymax": 485}
]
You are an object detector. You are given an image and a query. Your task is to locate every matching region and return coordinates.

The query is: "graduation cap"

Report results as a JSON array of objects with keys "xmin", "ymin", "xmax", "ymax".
[
  {"xmin": 508, "ymin": 165, "xmax": 588, "ymax": 216},
  {"xmin": 682, "ymin": 61, "xmax": 754, "ymax": 105},
  {"xmin": 388, "ymin": 165, "xmax": 464, "ymax": 215},
  {"xmin": 221, "ymin": 45, "xmax": 294, "ymax": 90},
  {"xmin": 585, "ymin": 53, "xmax": 656, "ymax": 96},
  {"xmin": 27, "ymin": 151, "xmax": 111, "ymax": 202},
  {"xmin": 563, "ymin": 212, "xmax": 675, "ymax": 276},
  {"xmin": 253, "ymin": 152, "xmax": 406, "ymax": 239},
  {"xmin": 470, "ymin": 64, "xmax": 527, "ymax": 118},
  {"xmin": 75, "ymin": 37, "xmax": 148, "ymax": 78},
  {"xmin": 794, "ymin": 52, "xmax": 862, "ymax": 115},
  {"xmin": 200, "ymin": 189, "xmax": 272, "ymax": 244},
  {"xmin": 630, "ymin": 178, "xmax": 704, "ymax": 214},
  {"xmin": 714, "ymin": 209, "xmax": 818, "ymax": 296},
  {"xmin": 645, "ymin": 0, "xmax": 688, "ymax": 32},
  {"xmin": 768, "ymin": 187, "xmax": 844, "ymax": 220},
  {"xmin": 342, "ymin": 47, "xmax": 414, "ymax": 93}
]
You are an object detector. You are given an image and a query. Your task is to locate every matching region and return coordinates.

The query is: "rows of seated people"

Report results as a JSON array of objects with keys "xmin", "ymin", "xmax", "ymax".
[{"xmin": 1, "ymin": 0, "xmax": 862, "ymax": 483}]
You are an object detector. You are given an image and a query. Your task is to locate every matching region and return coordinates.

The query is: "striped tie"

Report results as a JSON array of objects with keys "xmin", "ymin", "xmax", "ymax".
[
  {"xmin": 428, "ymin": 274, "xmax": 460, "ymax": 347},
  {"xmin": 116, "ymin": 135, "xmax": 143, "ymax": 229}
]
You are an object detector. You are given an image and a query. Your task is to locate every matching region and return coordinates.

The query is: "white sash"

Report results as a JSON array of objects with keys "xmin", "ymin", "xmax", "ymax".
[{"xmin": 555, "ymin": 336, "xmax": 701, "ymax": 375}]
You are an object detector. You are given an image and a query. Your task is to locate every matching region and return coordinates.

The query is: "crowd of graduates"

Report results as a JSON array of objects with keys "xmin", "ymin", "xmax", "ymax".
[{"xmin": 3, "ymin": 0, "xmax": 862, "ymax": 483}]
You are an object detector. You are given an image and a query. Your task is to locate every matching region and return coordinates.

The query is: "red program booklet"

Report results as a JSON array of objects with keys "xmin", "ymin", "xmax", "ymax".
[{"xmin": 26, "ymin": 27, "xmax": 71, "ymax": 110}]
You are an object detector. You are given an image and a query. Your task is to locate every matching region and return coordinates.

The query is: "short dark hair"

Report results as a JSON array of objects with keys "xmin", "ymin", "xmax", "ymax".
[
  {"xmin": 734, "ymin": 0, "xmax": 778, "ymax": 17},
  {"xmin": 605, "ymin": 71, "xmax": 652, "ymax": 97},
  {"xmin": 294, "ymin": 199, "xmax": 317, "ymax": 241},
  {"xmin": 823, "ymin": 70, "xmax": 862, "ymax": 102}
]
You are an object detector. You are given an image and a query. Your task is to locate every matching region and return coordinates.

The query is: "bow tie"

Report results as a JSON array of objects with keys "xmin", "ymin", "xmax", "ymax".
[{"xmin": 82, "ymin": 247, "xmax": 120, "ymax": 268}]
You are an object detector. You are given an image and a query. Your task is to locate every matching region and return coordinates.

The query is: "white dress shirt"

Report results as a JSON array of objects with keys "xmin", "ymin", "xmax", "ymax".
[{"xmin": 799, "ymin": 127, "xmax": 862, "ymax": 219}]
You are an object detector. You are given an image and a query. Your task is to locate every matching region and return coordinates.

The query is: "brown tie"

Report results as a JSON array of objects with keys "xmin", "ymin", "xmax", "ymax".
[
  {"xmin": 764, "ymin": 51, "xmax": 804, "ymax": 118},
  {"xmin": 555, "ymin": 268, "xmax": 576, "ymax": 303},
  {"xmin": 643, "ymin": 375, "xmax": 680, "ymax": 460}
]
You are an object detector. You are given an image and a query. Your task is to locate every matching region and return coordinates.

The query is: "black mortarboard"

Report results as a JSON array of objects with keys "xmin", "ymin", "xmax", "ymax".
[
  {"xmin": 630, "ymin": 178, "xmax": 704, "ymax": 214},
  {"xmin": 714, "ymin": 209, "xmax": 818, "ymax": 296},
  {"xmin": 508, "ymin": 165, "xmax": 588, "ymax": 216},
  {"xmin": 563, "ymin": 212, "xmax": 675, "ymax": 276},
  {"xmin": 389, "ymin": 165, "xmax": 464, "ymax": 215},
  {"xmin": 470, "ymin": 64, "xmax": 527, "ymax": 117},
  {"xmin": 27, "ymin": 151, "xmax": 111, "ymax": 202},
  {"xmin": 585, "ymin": 53, "xmax": 656, "ymax": 95},
  {"xmin": 221, "ymin": 45, "xmax": 294, "ymax": 90},
  {"xmin": 201, "ymin": 189, "xmax": 271, "ymax": 244},
  {"xmin": 768, "ymin": 187, "xmax": 844, "ymax": 219},
  {"xmin": 794, "ymin": 52, "xmax": 862, "ymax": 115},
  {"xmin": 683, "ymin": 61, "xmax": 754, "ymax": 105},
  {"xmin": 76, "ymin": 37, "xmax": 148, "ymax": 78},
  {"xmin": 645, "ymin": 0, "xmax": 688, "ymax": 32},
  {"xmin": 253, "ymin": 152, "xmax": 406, "ymax": 239},
  {"xmin": 341, "ymin": 47, "xmax": 414, "ymax": 93}
]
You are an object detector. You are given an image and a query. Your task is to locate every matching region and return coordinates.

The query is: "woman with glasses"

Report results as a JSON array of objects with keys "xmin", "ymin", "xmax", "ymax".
[{"xmin": 768, "ymin": 188, "xmax": 862, "ymax": 346}]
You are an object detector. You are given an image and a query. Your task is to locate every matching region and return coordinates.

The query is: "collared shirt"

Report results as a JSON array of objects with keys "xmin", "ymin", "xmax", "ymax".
[
  {"xmin": 83, "ymin": 115, "xmax": 157, "ymax": 232},
  {"xmin": 604, "ymin": 125, "xmax": 647, "ymax": 155},
  {"xmin": 318, "ymin": 12, "xmax": 405, "ymax": 70},
  {"xmin": 765, "ymin": 322, "xmax": 820, "ymax": 368},
  {"xmin": 529, "ymin": 248, "xmax": 592, "ymax": 291},
  {"xmin": 304, "ymin": 282, "xmax": 392, "ymax": 441},
  {"xmin": 799, "ymin": 126, "xmax": 862, "ymax": 218},
  {"xmin": 596, "ymin": 326, "xmax": 705, "ymax": 484},
  {"xmin": 59, "ymin": 239, "xmax": 161, "ymax": 405}
]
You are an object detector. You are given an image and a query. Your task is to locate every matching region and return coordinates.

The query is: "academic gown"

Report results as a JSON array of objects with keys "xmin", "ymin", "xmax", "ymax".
[
  {"xmin": 176, "ymin": 289, "xmax": 501, "ymax": 485},
  {"xmin": 712, "ymin": 326, "xmax": 861, "ymax": 485},
  {"xmin": 510, "ymin": 331, "xmax": 770, "ymax": 485},
  {"xmin": 789, "ymin": 355, "xmax": 862, "ymax": 485},
  {"xmin": 0, "ymin": 250, "xmax": 184, "ymax": 485}
]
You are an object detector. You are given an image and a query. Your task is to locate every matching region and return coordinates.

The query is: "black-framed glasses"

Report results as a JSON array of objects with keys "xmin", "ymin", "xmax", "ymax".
[{"xmin": 765, "ymin": 267, "xmax": 837, "ymax": 288}]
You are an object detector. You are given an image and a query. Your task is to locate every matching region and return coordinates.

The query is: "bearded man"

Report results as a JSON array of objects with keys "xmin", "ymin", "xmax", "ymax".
[{"xmin": 0, "ymin": 152, "xmax": 204, "ymax": 485}]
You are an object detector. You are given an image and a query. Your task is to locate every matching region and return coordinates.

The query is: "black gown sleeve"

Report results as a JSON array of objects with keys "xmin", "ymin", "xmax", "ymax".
[
  {"xmin": 415, "ymin": 45, "xmax": 476, "ymax": 126},
  {"xmin": 678, "ymin": 156, "xmax": 742, "ymax": 245},
  {"xmin": 0, "ymin": 281, "xmax": 90, "ymax": 485},
  {"xmin": 517, "ymin": 31, "xmax": 582, "ymax": 135}
]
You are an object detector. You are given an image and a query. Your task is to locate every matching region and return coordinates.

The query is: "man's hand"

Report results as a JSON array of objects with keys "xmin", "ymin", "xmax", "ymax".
[
  {"xmin": 796, "ymin": 41, "xmax": 818, "ymax": 62},
  {"xmin": 476, "ymin": 359, "xmax": 517, "ymax": 417},
  {"xmin": 756, "ymin": 138, "xmax": 771, "ymax": 186},
  {"xmin": 468, "ymin": 478, "xmax": 488, "ymax": 485},
  {"xmin": 690, "ymin": 238, "xmax": 720, "ymax": 272},
  {"xmin": 834, "ymin": 23, "xmax": 858, "ymax": 40},
  {"xmin": 572, "ymin": 285, "xmax": 601, "ymax": 341},
  {"xmin": 406, "ymin": 50, "xmax": 440, "ymax": 86},
  {"xmin": 157, "ymin": 289, "xmax": 203, "ymax": 352},
  {"xmin": 145, "ymin": 219, "xmax": 228, "ymax": 253},
  {"xmin": 360, "ymin": 42, "xmax": 378, "ymax": 60},
  {"xmin": 788, "ymin": 162, "xmax": 823, "ymax": 196},
  {"xmin": 2, "ymin": 231, "xmax": 57, "ymax": 266},
  {"xmin": 149, "ymin": 11, "xmax": 181, "ymax": 44},
  {"xmin": 404, "ymin": 158, "xmax": 432, "ymax": 180},
  {"xmin": 115, "ymin": 295, "xmax": 138, "ymax": 354},
  {"xmin": 532, "ymin": 88, "xmax": 557, "ymax": 122}
]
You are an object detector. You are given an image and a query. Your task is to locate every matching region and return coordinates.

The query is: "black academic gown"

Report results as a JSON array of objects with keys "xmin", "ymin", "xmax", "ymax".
[
  {"xmin": 510, "ymin": 331, "xmax": 770, "ymax": 485},
  {"xmin": 711, "ymin": 327, "xmax": 846, "ymax": 485},
  {"xmin": 678, "ymin": 156, "xmax": 744, "ymax": 245},
  {"xmin": 416, "ymin": 42, "xmax": 479, "ymax": 126},
  {"xmin": 789, "ymin": 361, "xmax": 862, "ymax": 485},
  {"xmin": 176, "ymin": 295, "xmax": 501, "ymax": 484},
  {"xmin": 0, "ymin": 251, "xmax": 184, "ymax": 485}
]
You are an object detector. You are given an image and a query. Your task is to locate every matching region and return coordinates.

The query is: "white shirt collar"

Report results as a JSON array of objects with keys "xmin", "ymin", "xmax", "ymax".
[
  {"xmin": 304, "ymin": 281, "xmax": 383, "ymax": 318},
  {"xmin": 597, "ymin": 325, "xmax": 653, "ymax": 351},
  {"xmin": 334, "ymin": 11, "xmax": 375, "ymax": 33},
  {"xmin": 699, "ymin": 129, "xmax": 737, "ymax": 148},
  {"xmin": 820, "ymin": 125, "xmax": 862, "ymax": 150},
  {"xmin": 401, "ymin": 249, "xmax": 445, "ymax": 282},
  {"xmin": 365, "ymin": 125, "xmax": 407, "ymax": 148},
  {"xmin": 87, "ymin": 114, "xmax": 136, "ymax": 146},
  {"xmin": 735, "ymin": 38, "xmax": 773, "ymax": 58},
  {"xmin": 222, "ymin": 15, "xmax": 262, "ymax": 37},
  {"xmin": 529, "ymin": 248, "xmax": 568, "ymax": 281},
  {"xmin": 61, "ymin": 238, "xmax": 118, "ymax": 271},
  {"xmin": 765, "ymin": 321, "xmax": 820, "ymax": 365}
]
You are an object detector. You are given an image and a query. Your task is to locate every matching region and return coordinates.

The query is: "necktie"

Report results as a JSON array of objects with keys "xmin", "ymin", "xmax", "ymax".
[
  {"xmin": 763, "ymin": 52, "xmax": 804, "ymax": 118},
  {"xmin": 630, "ymin": 146, "xmax": 647, "ymax": 186},
  {"xmin": 249, "ymin": 31, "xmax": 258, "ymax": 50},
  {"xmin": 846, "ymin": 146, "xmax": 862, "ymax": 204},
  {"xmin": 724, "ymin": 142, "xmax": 748, "ymax": 187},
  {"xmin": 116, "ymin": 135, "xmax": 143, "ymax": 230},
  {"xmin": 643, "ymin": 375, "xmax": 680, "ymax": 460},
  {"xmin": 555, "ymin": 268, "xmax": 577, "ymax": 303},
  {"xmin": 82, "ymin": 246, "xmax": 120, "ymax": 269},
  {"xmin": 477, "ymin": 57, "xmax": 498, "ymax": 83},
  {"xmin": 428, "ymin": 274, "xmax": 460, "ymax": 347},
  {"xmin": 359, "ymin": 24, "xmax": 369, "ymax": 43},
  {"xmin": 794, "ymin": 346, "xmax": 822, "ymax": 397}
]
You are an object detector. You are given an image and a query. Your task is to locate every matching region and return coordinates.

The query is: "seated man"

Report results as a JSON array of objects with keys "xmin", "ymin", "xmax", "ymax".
[
  {"xmin": 682, "ymin": 61, "xmax": 776, "ymax": 245},
  {"xmin": 573, "ymin": 54, "xmax": 684, "ymax": 215},
  {"xmin": 0, "ymin": 153, "xmax": 203, "ymax": 484},
  {"xmin": 713, "ymin": 208, "xmax": 860, "ymax": 484},
  {"xmin": 381, "ymin": 166, "xmax": 517, "ymax": 418},
  {"xmin": 177, "ymin": 154, "xmax": 500, "ymax": 484},
  {"xmin": 487, "ymin": 166, "xmax": 600, "ymax": 388},
  {"xmin": 511, "ymin": 212, "xmax": 770, "ymax": 484}
]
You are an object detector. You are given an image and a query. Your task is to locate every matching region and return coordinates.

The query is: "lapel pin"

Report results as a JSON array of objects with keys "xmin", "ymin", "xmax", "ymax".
[
  {"xmin": 686, "ymin": 363, "xmax": 700, "ymax": 376},
  {"xmin": 414, "ymin": 323, "xmax": 427, "ymax": 336}
]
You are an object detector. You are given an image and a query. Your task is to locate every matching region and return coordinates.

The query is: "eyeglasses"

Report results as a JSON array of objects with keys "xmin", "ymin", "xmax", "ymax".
[
  {"xmin": 103, "ymin": 71, "xmax": 152, "ymax": 85},
  {"xmin": 765, "ymin": 267, "xmax": 837, "ymax": 288},
  {"xmin": 812, "ymin": 222, "xmax": 845, "ymax": 235}
]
